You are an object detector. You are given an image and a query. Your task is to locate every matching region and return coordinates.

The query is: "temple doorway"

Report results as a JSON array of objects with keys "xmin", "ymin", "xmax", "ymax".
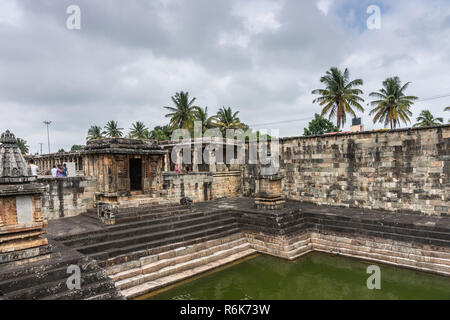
[{"xmin": 129, "ymin": 158, "xmax": 142, "ymax": 191}]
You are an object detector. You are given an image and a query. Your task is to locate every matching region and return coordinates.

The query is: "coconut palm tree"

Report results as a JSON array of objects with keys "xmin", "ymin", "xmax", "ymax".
[
  {"xmin": 16, "ymin": 138, "xmax": 29, "ymax": 154},
  {"xmin": 446, "ymin": 106, "xmax": 450, "ymax": 111},
  {"xmin": 150, "ymin": 125, "xmax": 173, "ymax": 141},
  {"xmin": 104, "ymin": 121, "xmax": 123, "ymax": 138},
  {"xmin": 413, "ymin": 110, "xmax": 444, "ymax": 127},
  {"xmin": 214, "ymin": 107, "xmax": 246, "ymax": 132},
  {"xmin": 87, "ymin": 125, "xmax": 104, "ymax": 140},
  {"xmin": 164, "ymin": 91, "xmax": 198, "ymax": 130},
  {"xmin": 369, "ymin": 77, "xmax": 418, "ymax": 129},
  {"xmin": 194, "ymin": 106, "xmax": 216, "ymax": 133},
  {"xmin": 311, "ymin": 67, "xmax": 365, "ymax": 129},
  {"xmin": 129, "ymin": 121, "xmax": 149, "ymax": 139}
]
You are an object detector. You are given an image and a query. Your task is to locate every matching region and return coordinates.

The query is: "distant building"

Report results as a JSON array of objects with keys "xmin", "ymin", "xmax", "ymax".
[{"xmin": 350, "ymin": 117, "xmax": 364, "ymax": 132}]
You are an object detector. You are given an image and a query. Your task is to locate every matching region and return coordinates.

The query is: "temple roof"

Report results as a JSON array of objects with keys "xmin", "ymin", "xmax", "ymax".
[
  {"xmin": 0, "ymin": 130, "xmax": 35, "ymax": 184},
  {"xmin": 84, "ymin": 137, "xmax": 166, "ymax": 155}
]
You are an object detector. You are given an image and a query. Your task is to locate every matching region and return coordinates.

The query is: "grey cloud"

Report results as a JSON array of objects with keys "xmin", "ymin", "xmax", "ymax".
[{"xmin": 1, "ymin": 0, "xmax": 450, "ymax": 152}]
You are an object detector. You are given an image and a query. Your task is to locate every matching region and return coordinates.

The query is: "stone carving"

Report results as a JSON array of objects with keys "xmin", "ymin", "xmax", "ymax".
[
  {"xmin": 180, "ymin": 197, "xmax": 193, "ymax": 209},
  {"xmin": 0, "ymin": 130, "xmax": 50, "ymax": 264},
  {"xmin": 97, "ymin": 202, "xmax": 118, "ymax": 221},
  {"xmin": 0, "ymin": 130, "xmax": 33, "ymax": 182}
]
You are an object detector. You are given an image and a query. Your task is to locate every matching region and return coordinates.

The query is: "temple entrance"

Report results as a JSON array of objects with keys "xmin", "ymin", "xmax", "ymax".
[{"xmin": 129, "ymin": 158, "xmax": 142, "ymax": 191}]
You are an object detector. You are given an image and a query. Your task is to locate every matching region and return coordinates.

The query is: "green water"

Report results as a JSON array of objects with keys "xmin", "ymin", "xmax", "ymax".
[{"xmin": 147, "ymin": 252, "xmax": 450, "ymax": 300}]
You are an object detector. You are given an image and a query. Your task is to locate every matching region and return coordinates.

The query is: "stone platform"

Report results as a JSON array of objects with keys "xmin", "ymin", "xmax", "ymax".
[{"xmin": 1, "ymin": 198, "xmax": 450, "ymax": 300}]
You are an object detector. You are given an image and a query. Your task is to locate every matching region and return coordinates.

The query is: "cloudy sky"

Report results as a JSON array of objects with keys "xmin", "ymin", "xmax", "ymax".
[{"xmin": 1, "ymin": 0, "xmax": 450, "ymax": 153}]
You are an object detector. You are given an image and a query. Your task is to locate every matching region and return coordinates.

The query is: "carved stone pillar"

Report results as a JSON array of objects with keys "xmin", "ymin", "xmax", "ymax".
[{"xmin": 164, "ymin": 153, "xmax": 170, "ymax": 172}]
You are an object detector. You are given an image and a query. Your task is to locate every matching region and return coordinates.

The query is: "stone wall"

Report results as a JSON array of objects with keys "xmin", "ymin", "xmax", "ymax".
[
  {"xmin": 234, "ymin": 201, "xmax": 450, "ymax": 276},
  {"xmin": 211, "ymin": 172, "xmax": 241, "ymax": 199},
  {"xmin": 162, "ymin": 171, "xmax": 241, "ymax": 202},
  {"xmin": 39, "ymin": 177, "xmax": 96, "ymax": 220},
  {"xmin": 250, "ymin": 125, "xmax": 449, "ymax": 216}
]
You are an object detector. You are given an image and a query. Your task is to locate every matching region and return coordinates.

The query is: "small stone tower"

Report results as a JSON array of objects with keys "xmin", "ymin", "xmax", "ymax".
[{"xmin": 0, "ymin": 130, "xmax": 51, "ymax": 264}]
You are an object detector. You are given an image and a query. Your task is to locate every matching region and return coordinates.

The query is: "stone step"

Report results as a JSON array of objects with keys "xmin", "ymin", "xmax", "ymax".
[
  {"xmin": 98, "ymin": 227, "xmax": 241, "ymax": 268},
  {"xmin": 122, "ymin": 248, "xmax": 257, "ymax": 299},
  {"xmin": 0, "ymin": 259, "xmax": 99, "ymax": 293},
  {"xmin": 112, "ymin": 208, "xmax": 230, "ymax": 229},
  {"xmin": 4, "ymin": 269, "xmax": 107, "ymax": 300},
  {"xmin": 41, "ymin": 280, "xmax": 117, "ymax": 300},
  {"xmin": 75, "ymin": 216, "xmax": 236, "ymax": 255},
  {"xmin": 82, "ymin": 203, "xmax": 190, "ymax": 223},
  {"xmin": 115, "ymin": 203, "xmax": 189, "ymax": 215},
  {"xmin": 0, "ymin": 248, "xmax": 83, "ymax": 283},
  {"xmin": 115, "ymin": 241, "xmax": 253, "ymax": 291},
  {"xmin": 108, "ymin": 234, "xmax": 247, "ymax": 280},
  {"xmin": 105, "ymin": 210, "xmax": 218, "ymax": 233},
  {"xmin": 58, "ymin": 207, "xmax": 202, "ymax": 243},
  {"xmin": 311, "ymin": 235, "xmax": 450, "ymax": 271},
  {"xmin": 63, "ymin": 211, "xmax": 231, "ymax": 248},
  {"xmin": 119, "ymin": 201, "xmax": 183, "ymax": 208},
  {"xmin": 114, "ymin": 208, "xmax": 192, "ymax": 224},
  {"xmin": 85, "ymin": 291, "xmax": 125, "ymax": 300},
  {"xmin": 87, "ymin": 222, "xmax": 239, "ymax": 262},
  {"xmin": 105, "ymin": 209, "xmax": 226, "ymax": 233}
]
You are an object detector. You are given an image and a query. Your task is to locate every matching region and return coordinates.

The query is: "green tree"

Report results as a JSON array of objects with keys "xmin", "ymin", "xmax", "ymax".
[
  {"xmin": 70, "ymin": 145, "xmax": 84, "ymax": 151},
  {"xmin": 16, "ymin": 138, "xmax": 29, "ymax": 154},
  {"xmin": 312, "ymin": 67, "xmax": 365, "ymax": 129},
  {"xmin": 240, "ymin": 129, "xmax": 271, "ymax": 142},
  {"xmin": 150, "ymin": 125, "xmax": 173, "ymax": 141},
  {"xmin": 214, "ymin": 107, "xmax": 246, "ymax": 133},
  {"xmin": 194, "ymin": 106, "xmax": 216, "ymax": 133},
  {"xmin": 446, "ymin": 106, "xmax": 450, "ymax": 123},
  {"xmin": 129, "ymin": 121, "xmax": 150, "ymax": 139},
  {"xmin": 413, "ymin": 110, "xmax": 444, "ymax": 127},
  {"xmin": 104, "ymin": 120, "xmax": 124, "ymax": 138},
  {"xmin": 164, "ymin": 91, "xmax": 198, "ymax": 130},
  {"xmin": 58, "ymin": 148, "xmax": 65, "ymax": 153},
  {"xmin": 369, "ymin": 77, "xmax": 418, "ymax": 129},
  {"xmin": 304, "ymin": 113, "xmax": 341, "ymax": 136},
  {"xmin": 87, "ymin": 125, "xmax": 104, "ymax": 140}
]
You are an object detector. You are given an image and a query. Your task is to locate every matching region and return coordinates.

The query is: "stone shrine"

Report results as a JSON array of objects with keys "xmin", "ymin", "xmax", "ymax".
[
  {"xmin": 0, "ymin": 130, "xmax": 50, "ymax": 264},
  {"xmin": 254, "ymin": 174, "xmax": 285, "ymax": 210}
]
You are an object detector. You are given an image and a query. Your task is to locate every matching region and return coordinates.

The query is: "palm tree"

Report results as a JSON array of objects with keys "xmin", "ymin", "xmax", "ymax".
[
  {"xmin": 129, "ymin": 121, "xmax": 149, "ymax": 139},
  {"xmin": 413, "ymin": 110, "xmax": 444, "ymax": 127},
  {"xmin": 87, "ymin": 125, "xmax": 104, "ymax": 140},
  {"xmin": 311, "ymin": 67, "xmax": 365, "ymax": 129},
  {"xmin": 164, "ymin": 91, "xmax": 198, "ymax": 130},
  {"xmin": 369, "ymin": 77, "xmax": 418, "ymax": 129},
  {"xmin": 104, "ymin": 121, "xmax": 123, "ymax": 138},
  {"xmin": 150, "ymin": 125, "xmax": 173, "ymax": 141},
  {"xmin": 446, "ymin": 106, "xmax": 450, "ymax": 111},
  {"xmin": 214, "ymin": 107, "xmax": 246, "ymax": 132},
  {"xmin": 16, "ymin": 138, "xmax": 29, "ymax": 154},
  {"xmin": 194, "ymin": 106, "xmax": 216, "ymax": 133}
]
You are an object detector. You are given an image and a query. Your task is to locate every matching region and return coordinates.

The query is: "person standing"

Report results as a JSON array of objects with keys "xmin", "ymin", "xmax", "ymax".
[
  {"xmin": 56, "ymin": 164, "xmax": 64, "ymax": 177},
  {"xmin": 51, "ymin": 165, "xmax": 58, "ymax": 177},
  {"xmin": 62, "ymin": 163, "xmax": 68, "ymax": 177},
  {"xmin": 29, "ymin": 160, "xmax": 39, "ymax": 177}
]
